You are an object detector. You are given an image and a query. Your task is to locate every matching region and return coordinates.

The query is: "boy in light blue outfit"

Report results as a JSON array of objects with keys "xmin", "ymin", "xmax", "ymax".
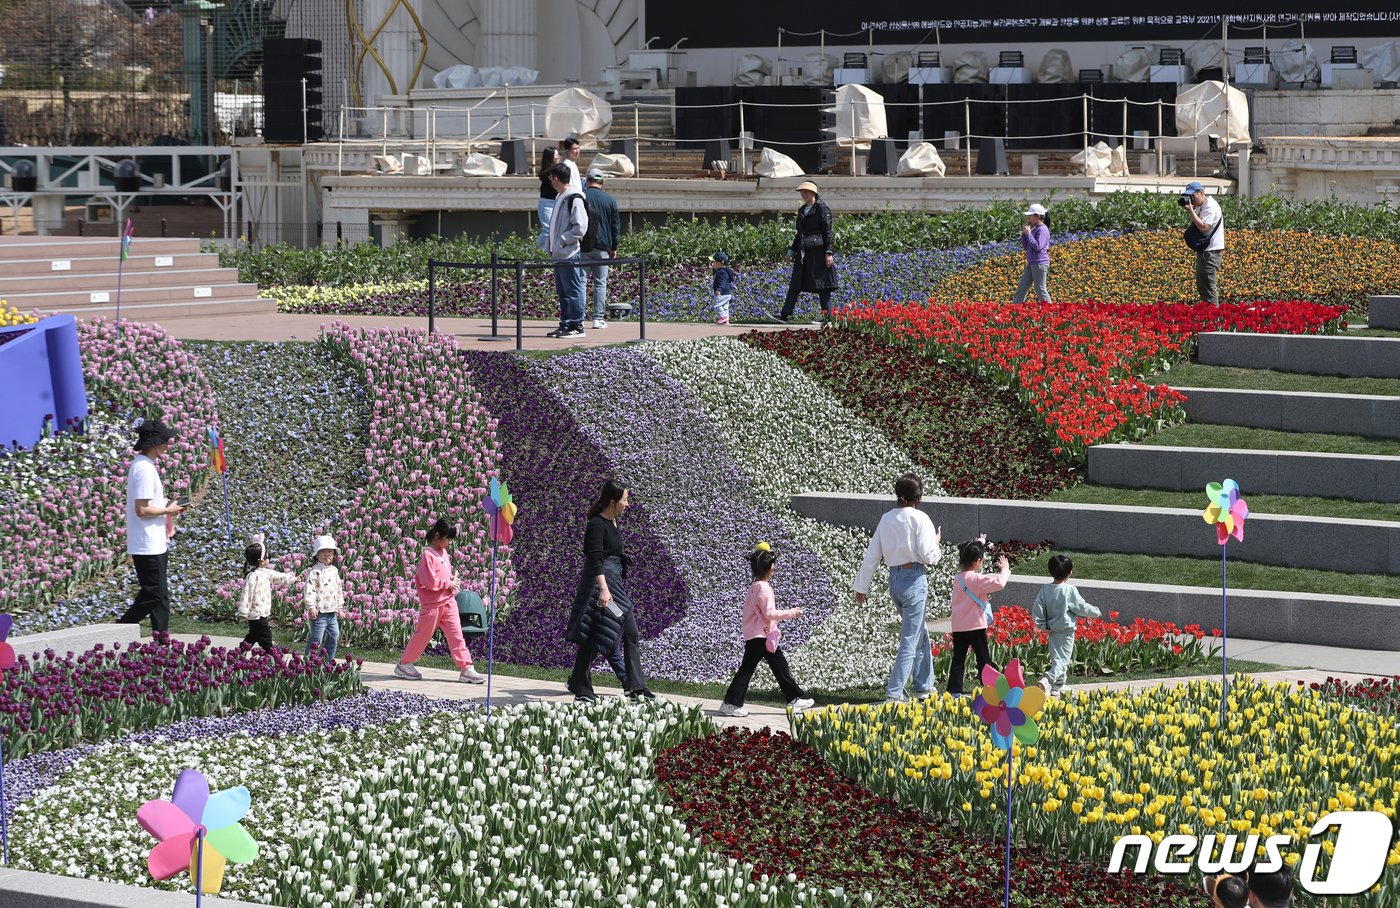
[{"xmin": 1030, "ymin": 554, "xmax": 1100, "ymax": 696}]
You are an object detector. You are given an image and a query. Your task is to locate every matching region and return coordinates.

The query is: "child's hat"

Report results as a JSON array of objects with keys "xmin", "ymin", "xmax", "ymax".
[
  {"xmin": 313, "ymin": 534, "xmax": 338, "ymax": 554},
  {"xmin": 711, "ymin": 251, "xmax": 729, "ymax": 263}
]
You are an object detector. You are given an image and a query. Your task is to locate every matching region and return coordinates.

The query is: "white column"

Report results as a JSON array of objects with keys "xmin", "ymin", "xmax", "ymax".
[
  {"xmin": 480, "ymin": 0, "xmax": 538, "ymax": 70},
  {"xmin": 360, "ymin": 0, "xmax": 424, "ymax": 107}
]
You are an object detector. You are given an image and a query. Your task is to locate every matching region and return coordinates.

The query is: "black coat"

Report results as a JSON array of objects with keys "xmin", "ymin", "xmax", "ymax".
[
  {"xmin": 789, "ymin": 199, "xmax": 839, "ymax": 292},
  {"xmin": 565, "ymin": 556, "xmax": 632, "ymax": 655}
]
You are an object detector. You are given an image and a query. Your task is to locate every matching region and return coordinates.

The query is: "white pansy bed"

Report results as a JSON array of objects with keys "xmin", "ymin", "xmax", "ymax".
[{"xmin": 10, "ymin": 701, "xmax": 849, "ymax": 907}]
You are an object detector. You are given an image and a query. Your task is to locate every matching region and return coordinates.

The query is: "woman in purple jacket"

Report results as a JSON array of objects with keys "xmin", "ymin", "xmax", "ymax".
[{"xmin": 1013, "ymin": 203, "xmax": 1052, "ymax": 303}]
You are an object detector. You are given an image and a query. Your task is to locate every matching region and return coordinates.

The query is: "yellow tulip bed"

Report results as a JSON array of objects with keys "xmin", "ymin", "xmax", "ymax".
[
  {"xmin": 0, "ymin": 299, "xmax": 37, "ymax": 328},
  {"xmin": 931, "ymin": 230, "xmax": 1400, "ymax": 316},
  {"xmin": 795, "ymin": 677, "xmax": 1400, "ymax": 905}
]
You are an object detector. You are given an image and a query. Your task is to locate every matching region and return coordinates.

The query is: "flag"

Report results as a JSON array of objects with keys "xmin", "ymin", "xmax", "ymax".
[
  {"xmin": 207, "ymin": 426, "xmax": 227, "ymax": 474},
  {"xmin": 120, "ymin": 219, "xmax": 134, "ymax": 261}
]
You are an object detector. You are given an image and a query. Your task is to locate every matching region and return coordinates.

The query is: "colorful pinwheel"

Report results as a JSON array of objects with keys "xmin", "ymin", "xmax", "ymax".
[
  {"xmin": 483, "ymin": 476, "xmax": 517, "ymax": 545},
  {"xmin": 972, "ymin": 658, "xmax": 1045, "ymax": 749},
  {"xmin": 137, "ymin": 769, "xmax": 258, "ymax": 896},
  {"xmin": 0, "ymin": 613, "xmax": 14, "ymax": 671},
  {"xmin": 206, "ymin": 427, "xmax": 227, "ymax": 474},
  {"xmin": 1202, "ymin": 479, "xmax": 1249, "ymax": 544}
]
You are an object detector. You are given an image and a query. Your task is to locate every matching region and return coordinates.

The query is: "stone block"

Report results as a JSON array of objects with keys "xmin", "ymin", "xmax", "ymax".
[
  {"xmin": 1196, "ymin": 332, "xmax": 1400, "ymax": 377},
  {"xmin": 1179, "ymin": 387, "xmax": 1282, "ymax": 429},
  {"xmin": 1181, "ymin": 387, "xmax": 1400, "ymax": 438},
  {"xmin": 0, "ymin": 868, "xmax": 271, "ymax": 907},
  {"xmin": 9, "ymin": 623, "xmax": 141, "ymax": 662},
  {"xmin": 1370, "ymin": 296, "xmax": 1400, "ymax": 329}
]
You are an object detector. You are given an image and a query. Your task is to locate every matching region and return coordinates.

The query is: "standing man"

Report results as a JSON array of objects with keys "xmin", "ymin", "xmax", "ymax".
[
  {"xmin": 119, "ymin": 419, "xmax": 183, "ymax": 635},
  {"xmin": 1183, "ymin": 180, "xmax": 1225, "ymax": 303},
  {"xmin": 545, "ymin": 162, "xmax": 589, "ymax": 339},
  {"xmin": 583, "ymin": 168, "xmax": 621, "ymax": 330},
  {"xmin": 853, "ymin": 473, "xmax": 943, "ymax": 704},
  {"xmin": 559, "ymin": 135, "xmax": 584, "ymax": 195}
]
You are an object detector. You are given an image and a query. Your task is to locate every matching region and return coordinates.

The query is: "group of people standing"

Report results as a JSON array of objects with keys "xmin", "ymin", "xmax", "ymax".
[{"xmin": 537, "ymin": 136, "xmax": 621, "ymax": 338}]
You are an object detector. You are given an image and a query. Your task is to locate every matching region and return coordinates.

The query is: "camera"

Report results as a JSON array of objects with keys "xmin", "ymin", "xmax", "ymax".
[{"xmin": 1178, "ymin": 195, "xmax": 1191, "ymax": 207}]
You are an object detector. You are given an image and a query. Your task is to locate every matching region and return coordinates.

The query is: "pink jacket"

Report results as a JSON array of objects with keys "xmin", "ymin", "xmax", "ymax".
[
  {"xmin": 949, "ymin": 565, "xmax": 1011, "ymax": 632},
  {"xmin": 415, "ymin": 546, "xmax": 457, "ymax": 611},
  {"xmin": 741, "ymin": 580, "xmax": 799, "ymax": 642}
]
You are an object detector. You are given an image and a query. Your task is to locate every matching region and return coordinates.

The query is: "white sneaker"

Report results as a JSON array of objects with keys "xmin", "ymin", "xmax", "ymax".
[
  {"xmin": 717, "ymin": 702, "xmax": 749, "ymax": 717},
  {"xmin": 458, "ymin": 667, "xmax": 487, "ymax": 684},
  {"xmin": 592, "ymin": 319, "xmax": 607, "ymax": 330},
  {"xmin": 883, "ymin": 696, "xmax": 908, "ymax": 705},
  {"xmin": 393, "ymin": 663, "xmax": 422, "ymax": 680},
  {"xmin": 787, "ymin": 697, "xmax": 815, "ymax": 712}
]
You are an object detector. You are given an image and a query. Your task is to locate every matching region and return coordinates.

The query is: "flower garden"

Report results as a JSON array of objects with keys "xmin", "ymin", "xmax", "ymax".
[{"xmin": 3, "ymin": 195, "xmax": 1399, "ymax": 905}]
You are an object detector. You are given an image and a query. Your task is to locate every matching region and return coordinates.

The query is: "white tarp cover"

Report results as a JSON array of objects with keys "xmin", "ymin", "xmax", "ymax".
[
  {"xmin": 952, "ymin": 51, "xmax": 989, "ymax": 84},
  {"xmin": 801, "ymin": 53, "xmax": 837, "ymax": 85},
  {"xmin": 1363, "ymin": 41, "xmax": 1400, "ymax": 84},
  {"xmin": 1174, "ymin": 81, "xmax": 1250, "ymax": 147},
  {"xmin": 1275, "ymin": 40, "xmax": 1320, "ymax": 84},
  {"xmin": 1191, "ymin": 43, "xmax": 1224, "ymax": 74},
  {"xmin": 879, "ymin": 52, "xmax": 913, "ymax": 84},
  {"xmin": 1038, "ymin": 50, "xmax": 1074, "ymax": 84},
  {"xmin": 588, "ymin": 153, "xmax": 636, "ymax": 177},
  {"xmin": 896, "ymin": 142, "xmax": 946, "ymax": 177},
  {"xmin": 544, "ymin": 88, "xmax": 612, "ymax": 145},
  {"xmin": 754, "ymin": 147, "xmax": 804, "ymax": 178},
  {"xmin": 461, "ymin": 153, "xmax": 508, "ymax": 176},
  {"xmin": 735, "ymin": 54, "xmax": 770, "ymax": 87},
  {"xmin": 1113, "ymin": 48, "xmax": 1152, "ymax": 82},
  {"xmin": 432, "ymin": 65, "xmax": 540, "ymax": 89},
  {"xmin": 1071, "ymin": 141, "xmax": 1129, "ymax": 177},
  {"xmin": 826, "ymin": 84, "xmax": 888, "ymax": 150},
  {"xmin": 372, "ymin": 154, "xmax": 402, "ymax": 174}
]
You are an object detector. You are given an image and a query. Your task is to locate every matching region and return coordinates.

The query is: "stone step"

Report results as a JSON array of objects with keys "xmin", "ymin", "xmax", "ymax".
[
  {"xmin": 1087, "ymin": 444, "xmax": 1400, "ymax": 502},
  {"xmin": 62, "ymin": 296, "xmax": 278, "ymax": 319},
  {"xmin": 1371, "ymin": 295, "xmax": 1400, "ymax": 330},
  {"xmin": 999, "ymin": 575, "xmax": 1400, "ymax": 651},
  {"xmin": 0, "ymin": 235, "xmax": 202, "ymax": 260},
  {"xmin": 1177, "ymin": 386, "xmax": 1400, "ymax": 439},
  {"xmin": 1197, "ymin": 331, "xmax": 1400, "ymax": 378},
  {"xmin": 1, "ymin": 266, "xmax": 245, "ymax": 294},
  {"xmin": 789, "ymin": 492, "xmax": 1400, "ymax": 575},
  {"xmin": 11, "ymin": 281, "xmax": 269, "ymax": 311},
  {"xmin": 0, "ymin": 251, "xmax": 222, "ymax": 278}
]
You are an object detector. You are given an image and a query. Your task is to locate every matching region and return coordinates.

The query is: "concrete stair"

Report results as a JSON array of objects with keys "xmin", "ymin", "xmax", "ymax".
[
  {"xmin": 1197, "ymin": 331, "xmax": 1400, "ymax": 378},
  {"xmin": 1176, "ymin": 386, "xmax": 1400, "ymax": 438},
  {"xmin": 0, "ymin": 236, "xmax": 275, "ymax": 320},
  {"xmin": 1370, "ymin": 295, "xmax": 1400, "ymax": 329}
]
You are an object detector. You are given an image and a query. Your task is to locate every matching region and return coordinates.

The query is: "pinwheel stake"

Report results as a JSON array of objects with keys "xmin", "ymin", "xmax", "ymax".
[
  {"xmin": 207, "ymin": 427, "xmax": 232, "ymax": 543},
  {"xmin": 0, "ymin": 613, "xmax": 15, "ymax": 864},
  {"xmin": 137, "ymin": 769, "xmax": 259, "ymax": 904},
  {"xmin": 971, "ymin": 659, "xmax": 1046, "ymax": 908},
  {"xmin": 482, "ymin": 476, "xmax": 517, "ymax": 720},
  {"xmin": 1202, "ymin": 479, "xmax": 1249, "ymax": 717}
]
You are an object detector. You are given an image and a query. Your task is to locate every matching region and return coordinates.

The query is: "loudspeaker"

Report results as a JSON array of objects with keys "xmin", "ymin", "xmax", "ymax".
[
  {"xmin": 975, "ymin": 137, "xmax": 1008, "ymax": 175},
  {"xmin": 263, "ymin": 38, "xmax": 324, "ymax": 143},
  {"xmin": 868, "ymin": 138, "xmax": 897, "ymax": 175},
  {"xmin": 498, "ymin": 140, "xmax": 526, "ymax": 174},
  {"xmin": 609, "ymin": 138, "xmax": 638, "ymax": 161},
  {"xmin": 704, "ymin": 139, "xmax": 731, "ymax": 170}
]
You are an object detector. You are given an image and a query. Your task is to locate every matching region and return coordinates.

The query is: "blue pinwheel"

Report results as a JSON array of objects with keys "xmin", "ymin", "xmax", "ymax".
[{"xmin": 137, "ymin": 769, "xmax": 258, "ymax": 899}]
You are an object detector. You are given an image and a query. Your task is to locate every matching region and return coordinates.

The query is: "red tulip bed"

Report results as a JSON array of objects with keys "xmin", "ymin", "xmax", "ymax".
[
  {"xmin": 1303, "ymin": 675, "xmax": 1400, "ymax": 718},
  {"xmin": 654, "ymin": 727, "xmax": 1204, "ymax": 907},
  {"xmin": 838, "ymin": 300, "xmax": 1347, "ymax": 463}
]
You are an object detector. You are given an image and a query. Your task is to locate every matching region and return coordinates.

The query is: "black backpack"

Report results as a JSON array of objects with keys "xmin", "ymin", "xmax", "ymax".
[{"xmin": 560, "ymin": 192, "xmax": 600, "ymax": 253}]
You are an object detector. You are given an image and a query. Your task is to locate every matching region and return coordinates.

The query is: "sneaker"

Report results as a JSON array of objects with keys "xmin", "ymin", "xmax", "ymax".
[
  {"xmin": 627, "ymin": 688, "xmax": 657, "ymax": 700},
  {"xmin": 393, "ymin": 663, "xmax": 422, "ymax": 680},
  {"xmin": 1053, "ymin": 685, "xmax": 1068, "ymax": 697},
  {"xmin": 574, "ymin": 692, "xmax": 598, "ymax": 703},
  {"xmin": 592, "ymin": 319, "xmax": 607, "ymax": 330},
  {"xmin": 716, "ymin": 316, "xmax": 730, "ymax": 325},
  {"xmin": 545, "ymin": 327, "xmax": 568, "ymax": 338},
  {"xmin": 787, "ymin": 697, "xmax": 815, "ymax": 712},
  {"xmin": 947, "ymin": 690, "xmax": 969, "ymax": 699},
  {"xmin": 883, "ymin": 696, "xmax": 909, "ymax": 705},
  {"xmin": 912, "ymin": 689, "xmax": 937, "ymax": 700},
  {"xmin": 718, "ymin": 702, "xmax": 749, "ymax": 717},
  {"xmin": 769, "ymin": 313, "xmax": 790, "ymax": 324},
  {"xmin": 560, "ymin": 327, "xmax": 586, "ymax": 338},
  {"xmin": 458, "ymin": 667, "xmax": 487, "ymax": 684}
]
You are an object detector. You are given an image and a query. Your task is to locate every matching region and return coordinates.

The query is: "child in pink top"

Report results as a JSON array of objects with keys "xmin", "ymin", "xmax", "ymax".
[
  {"xmin": 946, "ymin": 538, "xmax": 1011, "ymax": 696},
  {"xmin": 718, "ymin": 544, "xmax": 816, "ymax": 717},
  {"xmin": 393, "ymin": 518, "xmax": 486, "ymax": 684}
]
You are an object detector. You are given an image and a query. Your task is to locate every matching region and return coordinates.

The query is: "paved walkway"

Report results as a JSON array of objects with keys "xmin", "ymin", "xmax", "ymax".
[
  {"xmin": 173, "ymin": 633, "xmax": 1376, "ymax": 736},
  {"xmin": 152, "ymin": 312, "xmax": 808, "ymax": 347}
]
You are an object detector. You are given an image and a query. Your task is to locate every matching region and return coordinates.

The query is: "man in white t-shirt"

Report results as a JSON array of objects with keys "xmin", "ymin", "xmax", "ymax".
[
  {"xmin": 559, "ymin": 134, "xmax": 584, "ymax": 195},
  {"xmin": 119, "ymin": 419, "xmax": 183, "ymax": 634},
  {"xmin": 1183, "ymin": 181, "xmax": 1225, "ymax": 303}
]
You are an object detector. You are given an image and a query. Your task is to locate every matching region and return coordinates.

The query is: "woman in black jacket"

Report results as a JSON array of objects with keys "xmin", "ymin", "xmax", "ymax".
[
  {"xmin": 565, "ymin": 479, "xmax": 653, "ymax": 702},
  {"xmin": 776, "ymin": 180, "xmax": 839, "ymax": 324}
]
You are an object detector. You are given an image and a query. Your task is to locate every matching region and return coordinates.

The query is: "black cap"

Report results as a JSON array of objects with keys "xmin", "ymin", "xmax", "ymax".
[{"xmin": 133, "ymin": 418, "xmax": 177, "ymax": 451}]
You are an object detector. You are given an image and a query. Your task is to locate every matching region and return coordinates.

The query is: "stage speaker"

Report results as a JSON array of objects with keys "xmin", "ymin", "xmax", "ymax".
[
  {"xmin": 609, "ymin": 139, "xmax": 638, "ymax": 161},
  {"xmin": 868, "ymin": 138, "xmax": 897, "ymax": 175},
  {"xmin": 264, "ymin": 38, "xmax": 324, "ymax": 143},
  {"xmin": 704, "ymin": 139, "xmax": 731, "ymax": 170},
  {"xmin": 975, "ymin": 137, "xmax": 1008, "ymax": 175},
  {"xmin": 499, "ymin": 140, "xmax": 527, "ymax": 174}
]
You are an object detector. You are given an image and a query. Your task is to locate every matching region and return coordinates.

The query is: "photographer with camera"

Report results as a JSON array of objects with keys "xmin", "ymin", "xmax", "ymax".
[{"xmin": 1181, "ymin": 181, "xmax": 1225, "ymax": 303}]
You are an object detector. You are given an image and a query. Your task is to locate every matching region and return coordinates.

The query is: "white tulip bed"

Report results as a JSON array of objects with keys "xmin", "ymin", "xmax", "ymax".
[{"xmin": 9, "ymin": 701, "xmax": 860, "ymax": 908}]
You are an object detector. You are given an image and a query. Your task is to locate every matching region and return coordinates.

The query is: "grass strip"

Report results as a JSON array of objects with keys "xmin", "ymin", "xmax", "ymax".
[
  {"xmin": 1048, "ymin": 484, "xmax": 1400, "ymax": 523},
  {"xmin": 1139, "ymin": 423, "xmax": 1400, "ymax": 457},
  {"xmin": 1157, "ymin": 362, "xmax": 1400, "ymax": 397}
]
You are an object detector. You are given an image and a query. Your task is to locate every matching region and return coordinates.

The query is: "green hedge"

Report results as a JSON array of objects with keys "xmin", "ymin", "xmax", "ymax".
[{"xmin": 218, "ymin": 192, "xmax": 1400, "ymax": 286}]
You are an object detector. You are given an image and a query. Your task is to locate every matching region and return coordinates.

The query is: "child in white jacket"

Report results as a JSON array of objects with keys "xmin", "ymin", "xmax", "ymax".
[
  {"xmin": 237, "ymin": 534, "xmax": 296, "ymax": 650},
  {"xmin": 303, "ymin": 534, "xmax": 345, "ymax": 660}
]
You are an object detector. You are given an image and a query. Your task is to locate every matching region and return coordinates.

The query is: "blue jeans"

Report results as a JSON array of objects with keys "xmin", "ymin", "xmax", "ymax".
[
  {"xmin": 886, "ymin": 564, "xmax": 934, "ymax": 700},
  {"xmin": 582, "ymin": 249, "xmax": 611, "ymax": 319},
  {"xmin": 306, "ymin": 613, "xmax": 340, "ymax": 661},
  {"xmin": 536, "ymin": 198, "xmax": 554, "ymax": 251},
  {"xmin": 553, "ymin": 255, "xmax": 585, "ymax": 329}
]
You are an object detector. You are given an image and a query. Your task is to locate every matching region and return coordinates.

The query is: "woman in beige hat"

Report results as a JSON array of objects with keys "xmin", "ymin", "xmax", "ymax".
[{"xmin": 775, "ymin": 181, "xmax": 838, "ymax": 324}]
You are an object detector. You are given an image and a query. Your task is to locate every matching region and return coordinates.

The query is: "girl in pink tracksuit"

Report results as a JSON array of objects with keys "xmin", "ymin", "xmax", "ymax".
[
  {"xmin": 393, "ymin": 518, "xmax": 486, "ymax": 684},
  {"xmin": 945, "ymin": 538, "xmax": 1011, "ymax": 696},
  {"xmin": 718, "ymin": 544, "xmax": 816, "ymax": 718}
]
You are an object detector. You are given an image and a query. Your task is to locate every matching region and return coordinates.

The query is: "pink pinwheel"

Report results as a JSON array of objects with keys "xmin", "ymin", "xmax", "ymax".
[
  {"xmin": 971, "ymin": 659, "xmax": 1046, "ymax": 751},
  {"xmin": 137, "ymin": 769, "xmax": 258, "ymax": 894},
  {"xmin": 0, "ymin": 613, "xmax": 14, "ymax": 670},
  {"xmin": 1203, "ymin": 479, "xmax": 1249, "ymax": 544},
  {"xmin": 483, "ymin": 476, "xmax": 517, "ymax": 545}
]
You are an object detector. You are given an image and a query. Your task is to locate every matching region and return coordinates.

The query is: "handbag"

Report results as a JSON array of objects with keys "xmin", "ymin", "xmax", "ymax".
[
  {"xmin": 1183, "ymin": 217, "xmax": 1220, "ymax": 252},
  {"xmin": 957, "ymin": 574, "xmax": 995, "ymax": 624},
  {"xmin": 765, "ymin": 624, "xmax": 782, "ymax": 653}
]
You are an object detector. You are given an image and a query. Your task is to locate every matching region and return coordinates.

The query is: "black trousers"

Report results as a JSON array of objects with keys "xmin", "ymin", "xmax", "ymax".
[
  {"xmin": 780, "ymin": 264, "xmax": 832, "ymax": 318},
  {"xmin": 119, "ymin": 552, "xmax": 170, "ymax": 634},
  {"xmin": 946, "ymin": 629, "xmax": 998, "ymax": 694},
  {"xmin": 723, "ymin": 638, "xmax": 806, "ymax": 707},
  {"xmin": 243, "ymin": 617, "xmax": 274, "ymax": 650},
  {"xmin": 568, "ymin": 606, "xmax": 646, "ymax": 697}
]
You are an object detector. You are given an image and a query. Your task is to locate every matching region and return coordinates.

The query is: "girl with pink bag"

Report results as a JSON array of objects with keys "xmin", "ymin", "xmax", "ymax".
[{"xmin": 718, "ymin": 543, "xmax": 816, "ymax": 718}]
